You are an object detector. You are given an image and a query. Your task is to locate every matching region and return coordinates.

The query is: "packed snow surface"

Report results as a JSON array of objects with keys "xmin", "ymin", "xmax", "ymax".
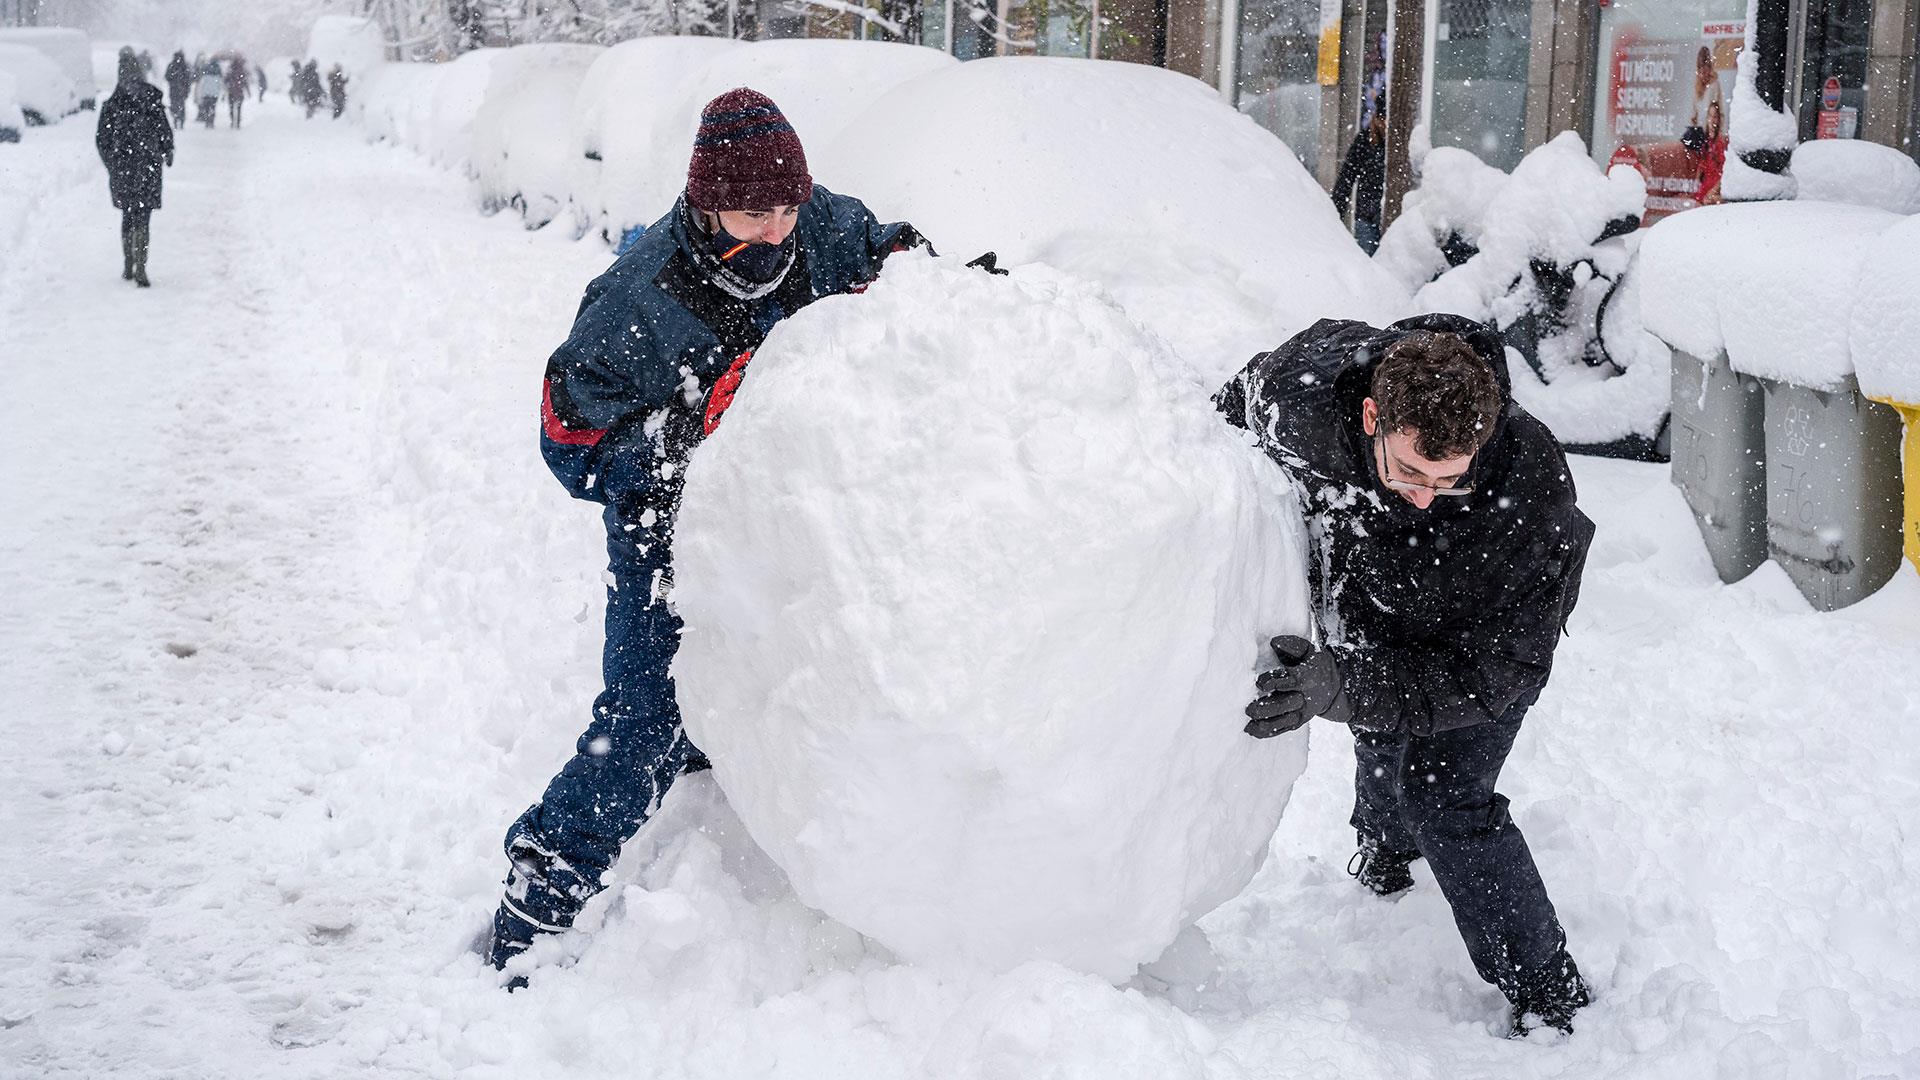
[
  {"xmin": 672, "ymin": 255, "xmax": 1312, "ymax": 980},
  {"xmin": 824, "ymin": 57, "xmax": 1407, "ymax": 385},
  {"xmin": 1638, "ymin": 200, "xmax": 1903, "ymax": 390},
  {"xmin": 1850, "ymin": 214, "xmax": 1920, "ymax": 405},
  {"xmin": 1792, "ymin": 139, "xmax": 1920, "ymax": 215}
]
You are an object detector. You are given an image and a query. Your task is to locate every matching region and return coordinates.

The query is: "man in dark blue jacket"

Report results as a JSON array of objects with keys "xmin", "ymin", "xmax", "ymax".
[{"xmin": 488, "ymin": 88, "xmax": 925, "ymax": 978}]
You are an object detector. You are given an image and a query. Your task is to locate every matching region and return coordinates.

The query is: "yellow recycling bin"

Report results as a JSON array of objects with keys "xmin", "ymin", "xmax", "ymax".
[{"xmin": 1866, "ymin": 397, "xmax": 1920, "ymax": 576}]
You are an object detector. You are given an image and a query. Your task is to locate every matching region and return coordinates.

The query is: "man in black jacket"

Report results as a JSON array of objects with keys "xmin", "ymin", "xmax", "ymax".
[{"xmin": 1216, "ymin": 314, "xmax": 1594, "ymax": 1037}]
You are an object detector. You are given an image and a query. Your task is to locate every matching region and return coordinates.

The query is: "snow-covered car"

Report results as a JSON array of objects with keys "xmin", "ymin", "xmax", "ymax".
[
  {"xmin": 825, "ymin": 56, "xmax": 1408, "ymax": 385},
  {"xmin": 307, "ymin": 15, "xmax": 385, "ymax": 83},
  {"xmin": 0, "ymin": 70, "xmax": 23, "ymax": 142},
  {"xmin": 0, "ymin": 27, "xmax": 95, "ymax": 108},
  {"xmin": 470, "ymin": 43, "xmax": 603, "ymax": 229},
  {"xmin": 569, "ymin": 35, "xmax": 740, "ymax": 243},
  {"xmin": 0, "ymin": 42, "xmax": 79, "ymax": 125},
  {"xmin": 360, "ymin": 61, "xmax": 446, "ymax": 152},
  {"xmin": 425, "ymin": 48, "xmax": 497, "ymax": 170}
]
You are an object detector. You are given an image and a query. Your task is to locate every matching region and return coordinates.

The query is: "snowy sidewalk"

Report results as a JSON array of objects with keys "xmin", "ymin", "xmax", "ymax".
[{"xmin": 2, "ymin": 100, "xmax": 1918, "ymax": 1079}]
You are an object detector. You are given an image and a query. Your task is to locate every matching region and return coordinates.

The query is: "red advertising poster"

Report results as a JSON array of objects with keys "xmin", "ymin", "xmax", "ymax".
[{"xmin": 1602, "ymin": 21, "xmax": 1742, "ymax": 224}]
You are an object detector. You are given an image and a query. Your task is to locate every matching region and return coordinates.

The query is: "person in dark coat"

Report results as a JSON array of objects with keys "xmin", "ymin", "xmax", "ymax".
[
  {"xmin": 287, "ymin": 60, "xmax": 301, "ymax": 105},
  {"xmin": 96, "ymin": 50, "xmax": 173, "ymax": 287},
  {"xmin": 326, "ymin": 64, "xmax": 348, "ymax": 119},
  {"xmin": 223, "ymin": 55, "xmax": 250, "ymax": 128},
  {"xmin": 301, "ymin": 60, "xmax": 322, "ymax": 119},
  {"xmin": 1217, "ymin": 314, "xmax": 1594, "ymax": 1037},
  {"xmin": 486, "ymin": 88, "xmax": 930, "ymax": 985},
  {"xmin": 163, "ymin": 50, "xmax": 191, "ymax": 129},
  {"xmin": 1331, "ymin": 94, "xmax": 1387, "ymax": 255},
  {"xmin": 255, "ymin": 63, "xmax": 267, "ymax": 102}
]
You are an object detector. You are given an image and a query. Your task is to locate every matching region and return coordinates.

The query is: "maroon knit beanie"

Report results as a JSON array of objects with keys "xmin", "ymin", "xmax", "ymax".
[{"xmin": 685, "ymin": 88, "xmax": 812, "ymax": 212}]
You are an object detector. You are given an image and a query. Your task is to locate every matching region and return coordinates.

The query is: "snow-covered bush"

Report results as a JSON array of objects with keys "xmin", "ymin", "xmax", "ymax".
[
  {"xmin": 308, "ymin": 15, "xmax": 386, "ymax": 81},
  {"xmin": 0, "ymin": 43, "xmax": 77, "ymax": 125},
  {"xmin": 1791, "ymin": 140, "xmax": 1920, "ymax": 215},
  {"xmin": 673, "ymin": 255, "xmax": 1312, "ymax": 980},
  {"xmin": 425, "ymin": 48, "xmax": 498, "ymax": 170},
  {"xmin": 569, "ymin": 35, "xmax": 739, "ymax": 240},
  {"xmin": 1641, "ymin": 200, "xmax": 1906, "ymax": 392},
  {"xmin": 0, "ymin": 27, "xmax": 95, "ymax": 108},
  {"xmin": 1393, "ymin": 132, "xmax": 1663, "ymax": 451},
  {"xmin": 1373, "ymin": 143, "xmax": 1509, "ymax": 292},
  {"xmin": 470, "ymin": 44, "xmax": 603, "ymax": 229},
  {"xmin": 826, "ymin": 56, "xmax": 1406, "ymax": 385}
]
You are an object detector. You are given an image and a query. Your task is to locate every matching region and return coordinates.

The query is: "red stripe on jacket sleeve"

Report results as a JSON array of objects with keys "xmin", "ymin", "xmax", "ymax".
[{"xmin": 542, "ymin": 380, "xmax": 607, "ymax": 447}]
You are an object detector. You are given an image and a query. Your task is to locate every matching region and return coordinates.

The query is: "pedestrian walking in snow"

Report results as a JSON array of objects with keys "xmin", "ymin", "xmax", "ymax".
[
  {"xmin": 96, "ymin": 49, "xmax": 173, "ymax": 288},
  {"xmin": 487, "ymin": 89, "xmax": 928, "ymax": 984},
  {"xmin": 301, "ymin": 60, "xmax": 322, "ymax": 120},
  {"xmin": 163, "ymin": 50, "xmax": 190, "ymax": 129},
  {"xmin": 1332, "ymin": 94, "xmax": 1387, "ymax": 256},
  {"xmin": 224, "ymin": 55, "xmax": 250, "ymax": 129},
  {"xmin": 255, "ymin": 64, "xmax": 267, "ymax": 102},
  {"xmin": 194, "ymin": 56, "xmax": 221, "ymax": 129},
  {"xmin": 287, "ymin": 60, "xmax": 300, "ymax": 105},
  {"xmin": 1218, "ymin": 316, "xmax": 1595, "ymax": 1038},
  {"xmin": 326, "ymin": 64, "xmax": 347, "ymax": 120}
]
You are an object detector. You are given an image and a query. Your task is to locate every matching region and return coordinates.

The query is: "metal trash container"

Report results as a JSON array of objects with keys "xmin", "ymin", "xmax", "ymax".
[
  {"xmin": 1763, "ymin": 376, "xmax": 1907, "ymax": 611},
  {"xmin": 1670, "ymin": 349, "xmax": 1768, "ymax": 582}
]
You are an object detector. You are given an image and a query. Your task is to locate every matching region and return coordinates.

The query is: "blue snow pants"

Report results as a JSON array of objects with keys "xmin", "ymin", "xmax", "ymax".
[
  {"xmin": 501, "ymin": 521, "xmax": 701, "ymax": 928},
  {"xmin": 1349, "ymin": 703, "xmax": 1579, "ymax": 1002}
]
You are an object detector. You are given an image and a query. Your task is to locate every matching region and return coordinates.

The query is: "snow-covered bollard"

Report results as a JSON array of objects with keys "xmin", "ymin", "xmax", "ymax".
[{"xmin": 671, "ymin": 255, "xmax": 1311, "ymax": 981}]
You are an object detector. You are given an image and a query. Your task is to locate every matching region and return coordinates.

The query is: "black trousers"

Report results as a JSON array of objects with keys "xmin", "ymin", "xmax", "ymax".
[
  {"xmin": 121, "ymin": 209, "xmax": 151, "ymax": 265},
  {"xmin": 1350, "ymin": 705, "xmax": 1576, "ymax": 1001}
]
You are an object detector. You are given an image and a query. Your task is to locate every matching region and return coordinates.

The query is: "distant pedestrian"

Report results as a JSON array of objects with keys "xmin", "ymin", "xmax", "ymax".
[
  {"xmin": 1331, "ymin": 94, "xmax": 1387, "ymax": 256},
  {"xmin": 163, "ymin": 50, "xmax": 190, "ymax": 129},
  {"xmin": 96, "ymin": 49, "xmax": 174, "ymax": 288},
  {"xmin": 256, "ymin": 64, "xmax": 267, "ymax": 102},
  {"xmin": 327, "ymin": 64, "xmax": 347, "ymax": 120},
  {"xmin": 302, "ymin": 60, "xmax": 322, "ymax": 120},
  {"xmin": 224, "ymin": 55, "xmax": 250, "ymax": 128},
  {"xmin": 288, "ymin": 60, "xmax": 301, "ymax": 105},
  {"xmin": 194, "ymin": 55, "xmax": 221, "ymax": 129}
]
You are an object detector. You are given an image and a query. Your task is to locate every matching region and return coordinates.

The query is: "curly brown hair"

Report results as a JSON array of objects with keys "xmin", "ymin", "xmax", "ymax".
[{"xmin": 1369, "ymin": 331, "xmax": 1501, "ymax": 460}]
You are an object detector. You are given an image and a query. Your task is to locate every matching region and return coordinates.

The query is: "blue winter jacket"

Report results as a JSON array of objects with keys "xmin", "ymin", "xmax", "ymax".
[{"xmin": 540, "ymin": 185, "xmax": 919, "ymax": 540}]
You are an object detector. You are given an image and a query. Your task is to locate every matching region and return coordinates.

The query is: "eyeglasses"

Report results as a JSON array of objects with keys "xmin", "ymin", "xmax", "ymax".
[{"xmin": 1374, "ymin": 436, "xmax": 1475, "ymax": 497}]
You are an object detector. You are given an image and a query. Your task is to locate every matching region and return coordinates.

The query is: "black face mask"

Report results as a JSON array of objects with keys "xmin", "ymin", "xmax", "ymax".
[{"xmin": 710, "ymin": 220, "xmax": 793, "ymax": 284}]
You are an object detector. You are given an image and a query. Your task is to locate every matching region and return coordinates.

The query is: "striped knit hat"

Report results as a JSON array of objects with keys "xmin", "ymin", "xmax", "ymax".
[{"xmin": 686, "ymin": 88, "xmax": 812, "ymax": 212}]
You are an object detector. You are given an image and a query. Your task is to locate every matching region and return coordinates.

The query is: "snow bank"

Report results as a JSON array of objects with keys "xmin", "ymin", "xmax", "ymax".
[
  {"xmin": 0, "ymin": 71, "xmax": 22, "ymax": 141},
  {"xmin": 1373, "ymin": 145, "xmax": 1509, "ymax": 291},
  {"xmin": 0, "ymin": 42, "xmax": 77, "ymax": 124},
  {"xmin": 307, "ymin": 15, "xmax": 386, "ymax": 81},
  {"xmin": 826, "ymin": 57, "xmax": 1406, "ymax": 386},
  {"xmin": 471, "ymin": 44, "xmax": 602, "ymax": 228},
  {"xmin": 1849, "ymin": 215, "xmax": 1920, "ymax": 405},
  {"xmin": 672, "ymin": 255, "xmax": 1312, "ymax": 980},
  {"xmin": 1639, "ymin": 201, "xmax": 1903, "ymax": 390},
  {"xmin": 570, "ymin": 36, "xmax": 739, "ymax": 238},
  {"xmin": 0, "ymin": 27, "xmax": 95, "ymax": 107},
  {"xmin": 1792, "ymin": 140, "xmax": 1920, "ymax": 215},
  {"xmin": 360, "ymin": 62, "xmax": 446, "ymax": 151}
]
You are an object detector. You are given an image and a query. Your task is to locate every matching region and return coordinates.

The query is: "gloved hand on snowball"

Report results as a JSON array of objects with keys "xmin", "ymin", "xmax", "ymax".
[{"xmin": 1244, "ymin": 635, "xmax": 1355, "ymax": 738}]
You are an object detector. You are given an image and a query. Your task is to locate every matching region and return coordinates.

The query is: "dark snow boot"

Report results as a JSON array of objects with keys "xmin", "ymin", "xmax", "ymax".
[
  {"xmin": 121, "ymin": 231, "xmax": 134, "ymax": 280},
  {"xmin": 130, "ymin": 220, "xmax": 152, "ymax": 288},
  {"xmin": 1507, "ymin": 961, "xmax": 1591, "ymax": 1038},
  {"xmin": 1347, "ymin": 837, "xmax": 1417, "ymax": 898},
  {"xmin": 484, "ymin": 833, "xmax": 592, "ymax": 989}
]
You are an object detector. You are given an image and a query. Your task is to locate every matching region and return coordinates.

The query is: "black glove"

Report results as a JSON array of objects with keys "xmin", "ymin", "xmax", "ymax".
[
  {"xmin": 1244, "ymin": 635, "xmax": 1353, "ymax": 738},
  {"xmin": 965, "ymin": 251, "xmax": 1009, "ymax": 276}
]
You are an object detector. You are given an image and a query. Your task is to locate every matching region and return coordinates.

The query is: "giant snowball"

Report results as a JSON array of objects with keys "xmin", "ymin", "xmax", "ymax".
[{"xmin": 671, "ymin": 256, "xmax": 1311, "ymax": 980}]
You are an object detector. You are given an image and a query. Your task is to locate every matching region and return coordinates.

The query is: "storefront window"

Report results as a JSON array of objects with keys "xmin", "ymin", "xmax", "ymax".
[
  {"xmin": 922, "ymin": 0, "xmax": 950, "ymax": 51},
  {"xmin": 1796, "ymin": 0, "xmax": 1873, "ymax": 141},
  {"xmin": 1429, "ymin": 0, "xmax": 1530, "ymax": 170},
  {"xmin": 1037, "ymin": 0, "xmax": 1094, "ymax": 56},
  {"xmin": 1236, "ymin": 0, "xmax": 1322, "ymax": 173},
  {"xmin": 1591, "ymin": 0, "xmax": 1746, "ymax": 223},
  {"xmin": 953, "ymin": 0, "xmax": 998, "ymax": 59}
]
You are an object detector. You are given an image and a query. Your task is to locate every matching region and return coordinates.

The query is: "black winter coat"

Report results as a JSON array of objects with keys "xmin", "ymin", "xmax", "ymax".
[
  {"xmin": 164, "ymin": 55, "xmax": 191, "ymax": 100},
  {"xmin": 1217, "ymin": 314, "xmax": 1594, "ymax": 738},
  {"xmin": 1331, "ymin": 130, "xmax": 1385, "ymax": 226},
  {"xmin": 96, "ymin": 81, "xmax": 173, "ymax": 211}
]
